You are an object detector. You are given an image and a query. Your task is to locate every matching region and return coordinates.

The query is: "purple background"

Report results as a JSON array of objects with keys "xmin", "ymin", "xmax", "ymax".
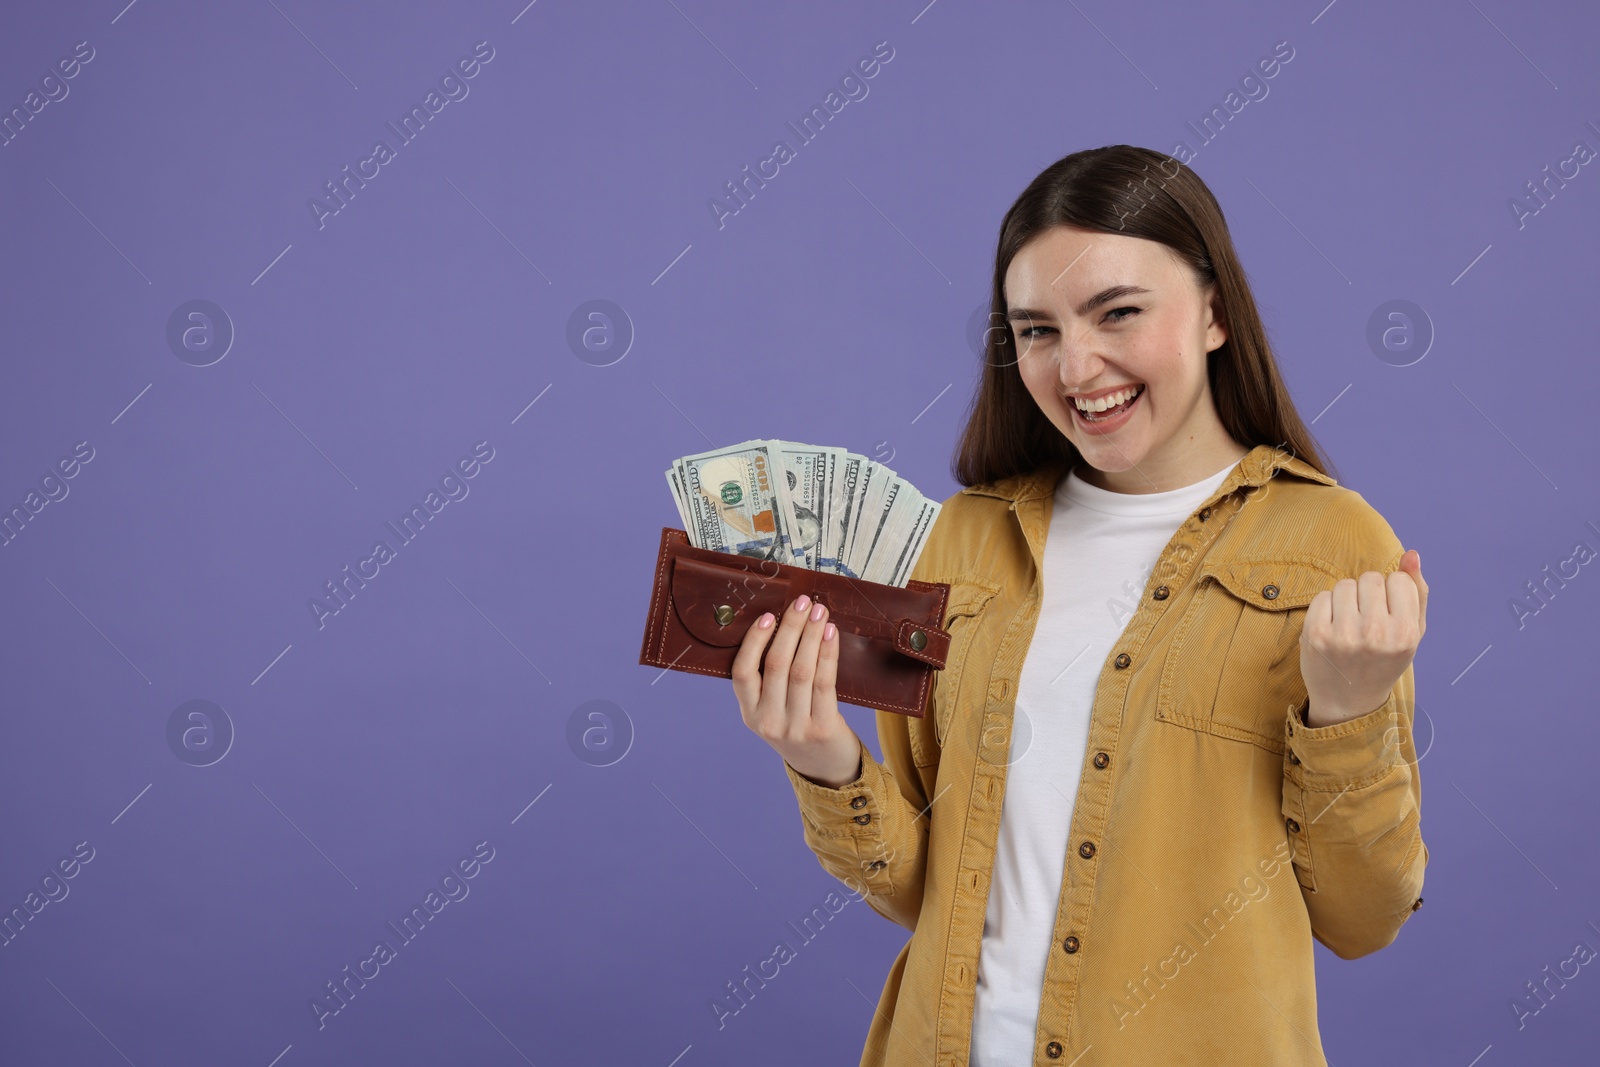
[{"xmin": 2, "ymin": 1, "xmax": 1596, "ymax": 1064}]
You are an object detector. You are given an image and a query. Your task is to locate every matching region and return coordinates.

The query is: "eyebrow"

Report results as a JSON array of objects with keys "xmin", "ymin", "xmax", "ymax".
[{"xmin": 1006, "ymin": 284, "xmax": 1154, "ymax": 322}]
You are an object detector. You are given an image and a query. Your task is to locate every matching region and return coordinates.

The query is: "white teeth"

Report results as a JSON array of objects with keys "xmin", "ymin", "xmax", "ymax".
[{"xmin": 1074, "ymin": 385, "xmax": 1142, "ymax": 413}]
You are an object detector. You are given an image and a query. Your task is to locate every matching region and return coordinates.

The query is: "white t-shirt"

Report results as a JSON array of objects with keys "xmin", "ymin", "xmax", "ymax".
[{"xmin": 969, "ymin": 457, "xmax": 1239, "ymax": 1065}]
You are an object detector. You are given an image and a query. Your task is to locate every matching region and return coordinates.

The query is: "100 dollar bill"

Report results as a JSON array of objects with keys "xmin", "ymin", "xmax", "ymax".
[{"xmin": 665, "ymin": 439, "xmax": 939, "ymax": 587}]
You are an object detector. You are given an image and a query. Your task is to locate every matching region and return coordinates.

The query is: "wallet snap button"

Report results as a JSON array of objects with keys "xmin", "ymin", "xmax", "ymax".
[
  {"xmin": 714, "ymin": 604, "xmax": 735, "ymax": 626},
  {"xmin": 909, "ymin": 629, "xmax": 927, "ymax": 651}
]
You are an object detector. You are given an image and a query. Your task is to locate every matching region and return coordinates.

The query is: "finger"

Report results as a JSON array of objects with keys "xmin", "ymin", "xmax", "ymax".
[
  {"xmin": 1405, "ymin": 549, "xmax": 1428, "ymax": 633},
  {"xmin": 1356, "ymin": 570, "xmax": 1387, "ymax": 623},
  {"xmin": 731, "ymin": 609, "xmax": 778, "ymax": 713},
  {"xmin": 1304, "ymin": 587, "xmax": 1333, "ymax": 641},
  {"xmin": 814, "ymin": 617, "xmax": 840, "ymax": 710},
  {"xmin": 763, "ymin": 594, "xmax": 814, "ymax": 713},
  {"xmin": 1386, "ymin": 568, "xmax": 1421, "ymax": 640},
  {"xmin": 1302, "ymin": 587, "xmax": 1355, "ymax": 688},
  {"xmin": 787, "ymin": 598, "xmax": 829, "ymax": 723},
  {"xmin": 1331, "ymin": 576, "xmax": 1360, "ymax": 636}
]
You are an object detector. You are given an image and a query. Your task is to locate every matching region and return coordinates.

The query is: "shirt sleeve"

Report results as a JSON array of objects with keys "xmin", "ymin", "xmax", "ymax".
[
  {"xmin": 781, "ymin": 685, "xmax": 937, "ymax": 933},
  {"xmin": 1280, "ymin": 657, "xmax": 1427, "ymax": 959}
]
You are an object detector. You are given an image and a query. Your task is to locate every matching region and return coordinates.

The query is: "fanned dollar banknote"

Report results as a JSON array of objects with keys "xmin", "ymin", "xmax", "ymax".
[{"xmin": 665, "ymin": 440, "xmax": 941, "ymax": 587}]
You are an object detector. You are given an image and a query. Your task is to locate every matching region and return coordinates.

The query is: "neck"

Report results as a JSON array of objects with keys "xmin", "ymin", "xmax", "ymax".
[{"xmin": 1075, "ymin": 440, "xmax": 1249, "ymax": 494}]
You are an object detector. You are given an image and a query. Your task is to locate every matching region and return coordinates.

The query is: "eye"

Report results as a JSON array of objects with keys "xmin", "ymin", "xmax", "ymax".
[
  {"xmin": 1105, "ymin": 306, "xmax": 1141, "ymax": 322},
  {"xmin": 1016, "ymin": 324, "xmax": 1055, "ymax": 338}
]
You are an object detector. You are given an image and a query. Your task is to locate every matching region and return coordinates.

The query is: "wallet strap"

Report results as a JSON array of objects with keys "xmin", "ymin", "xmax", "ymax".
[{"xmin": 893, "ymin": 617, "xmax": 950, "ymax": 667}]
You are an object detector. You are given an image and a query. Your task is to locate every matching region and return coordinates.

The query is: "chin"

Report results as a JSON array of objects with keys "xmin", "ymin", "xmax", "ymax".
[
  {"xmin": 1076, "ymin": 444, "xmax": 1147, "ymax": 472},
  {"xmin": 1067, "ymin": 418, "xmax": 1149, "ymax": 458}
]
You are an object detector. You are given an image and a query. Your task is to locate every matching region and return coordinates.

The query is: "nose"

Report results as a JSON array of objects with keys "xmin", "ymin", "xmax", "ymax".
[{"xmin": 1055, "ymin": 325, "xmax": 1105, "ymax": 392}]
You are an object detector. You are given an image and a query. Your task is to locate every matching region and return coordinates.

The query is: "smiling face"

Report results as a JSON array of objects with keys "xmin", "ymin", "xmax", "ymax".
[{"xmin": 1005, "ymin": 224, "xmax": 1249, "ymax": 494}]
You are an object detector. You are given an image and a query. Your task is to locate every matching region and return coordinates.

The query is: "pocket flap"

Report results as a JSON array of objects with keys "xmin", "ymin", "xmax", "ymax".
[
  {"xmin": 669, "ymin": 555, "xmax": 792, "ymax": 647},
  {"xmin": 1199, "ymin": 557, "xmax": 1341, "ymax": 611},
  {"xmin": 944, "ymin": 573, "xmax": 1001, "ymax": 622}
]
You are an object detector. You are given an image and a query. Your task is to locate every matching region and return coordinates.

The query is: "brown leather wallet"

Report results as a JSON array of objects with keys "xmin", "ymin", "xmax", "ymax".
[{"xmin": 638, "ymin": 526, "xmax": 952, "ymax": 717}]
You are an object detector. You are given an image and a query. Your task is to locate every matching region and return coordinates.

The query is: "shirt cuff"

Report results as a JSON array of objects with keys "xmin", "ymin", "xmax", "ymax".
[
  {"xmin": 1285, "ymin": 690, "xmax": 1403, "ymax": 791},
  {"xmin": 782, "ymin": 734, "xmax": 884, "ymax": 839}
]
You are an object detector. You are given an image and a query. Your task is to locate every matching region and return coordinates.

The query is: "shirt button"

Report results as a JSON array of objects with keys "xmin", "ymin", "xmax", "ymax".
[
  {"xmin": 1045, "ymin": 1040, "xmax": 1063, "ymax": 1058},
  {"xmin": 1262, "ymin": 584, "xmax": 1280, "ymax": 600},
  {"xmin": 868, "ymin": 859, "xmax": 887, "ymax": 871},
  {"xmin": 1198, "ymin": 507, "xmax": 1211, "ymax": 521},
  {"xmin": 1288, "ymin": 752, "xmax": 1301, "ymax": 765},
  {"xmin": 1063, "ymin": 935, "xmax": 1081, "ymax": 954},
  {"xmin": 1114, "ymin": 653, "xmax": 1131, "ymax": 668},
  {"xmin": 853, "ymin": 813, "xmax": 872, "ymax": 825},
  {"xmin": 1092, "ymin": 752, "xmax": 1110, "ymax": 769},
  {"xmin": 1285, "ymin": 817, "xmax": 1301, "ymax": 833},
  {"xmin": 1412, "ymin": 896, "xmax": 1424, "ymax": 911},
  {"xmin": 850, "ymin": 796, "xmax": 868, "ymax": 809},
  {"xmin": 1079, "ymin": 841, "xmax": 1096, "ymax": 859},
  {"xmin": 1153, "ymin": 585, "xmax": 1169, "ymax": 600}
]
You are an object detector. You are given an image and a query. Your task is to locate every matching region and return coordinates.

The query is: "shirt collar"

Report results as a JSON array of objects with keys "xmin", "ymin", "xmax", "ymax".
[{"xmin": 958, "ymin": 443, "xmax": 1336, "ymax": 504}]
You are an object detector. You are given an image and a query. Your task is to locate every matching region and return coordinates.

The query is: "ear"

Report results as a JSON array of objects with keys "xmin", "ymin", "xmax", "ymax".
[{"xmin": 1204, "ymin": 284, "xmax": 1228, "ymax": 354}]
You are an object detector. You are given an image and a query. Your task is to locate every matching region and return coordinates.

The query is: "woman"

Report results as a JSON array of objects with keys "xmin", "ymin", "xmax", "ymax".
[{"xmin": 730, "ymin": 145, "xmax": 1429, "ymax": 1067}]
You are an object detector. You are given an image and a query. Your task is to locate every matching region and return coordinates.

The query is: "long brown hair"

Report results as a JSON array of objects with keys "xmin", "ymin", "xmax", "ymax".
[{"xmin": 953, "ymin": 144, "xmax": 1338, "ymax": 488}]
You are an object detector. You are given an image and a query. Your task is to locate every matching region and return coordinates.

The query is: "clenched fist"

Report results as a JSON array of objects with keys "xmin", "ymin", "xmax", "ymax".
[{"xmin": 1300, "ymin": 548, "xmax": 1429, "ymax": 728}]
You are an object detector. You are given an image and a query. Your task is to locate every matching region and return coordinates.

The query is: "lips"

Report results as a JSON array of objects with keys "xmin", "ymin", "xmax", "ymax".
[{"xmin": 1068, "ymin": 384, "xmax": 1143, "ymax": 435}]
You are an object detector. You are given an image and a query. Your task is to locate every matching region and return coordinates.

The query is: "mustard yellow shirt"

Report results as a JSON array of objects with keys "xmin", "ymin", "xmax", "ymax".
[{"xmin": 783, "ymin": 443, "xmax": 1427, "ymax": 1066}]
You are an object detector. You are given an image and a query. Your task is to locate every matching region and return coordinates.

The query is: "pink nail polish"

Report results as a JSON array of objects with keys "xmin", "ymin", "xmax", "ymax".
[
  {"xmin": 810, "ymin": 601, "xmax": 825, "ymax": 621},
  {"xmin": 758, "ymin": 612, "xmax": 773, "ymax": 628},
  {"xmin": 794, "ymin": 594, "xmax": 810, "ymax": 612},
  {"xmin": 824, "ymin": 622, "xmax": 836, "ymax": 641}
]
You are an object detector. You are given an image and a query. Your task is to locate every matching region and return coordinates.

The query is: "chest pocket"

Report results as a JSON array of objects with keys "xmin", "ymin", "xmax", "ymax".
[
  {"xmin": 1155, "ymin": 557, "xmax": 1340, "ymax": 754},
  {"xmin": 910, "ymin": 572, "xmax": 1001, "ymax": 768}
]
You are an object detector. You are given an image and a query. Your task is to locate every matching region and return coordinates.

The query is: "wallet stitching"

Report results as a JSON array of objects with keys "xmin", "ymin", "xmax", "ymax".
[{"xmin": 642, "ymin": 527, "xmax": 679, "ymax": 666}]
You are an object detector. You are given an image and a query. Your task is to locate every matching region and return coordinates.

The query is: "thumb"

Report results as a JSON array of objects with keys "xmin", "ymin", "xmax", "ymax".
[{"xmin": 1399, "ymin": 547, "xmax": 1427, "ymax": 624}]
